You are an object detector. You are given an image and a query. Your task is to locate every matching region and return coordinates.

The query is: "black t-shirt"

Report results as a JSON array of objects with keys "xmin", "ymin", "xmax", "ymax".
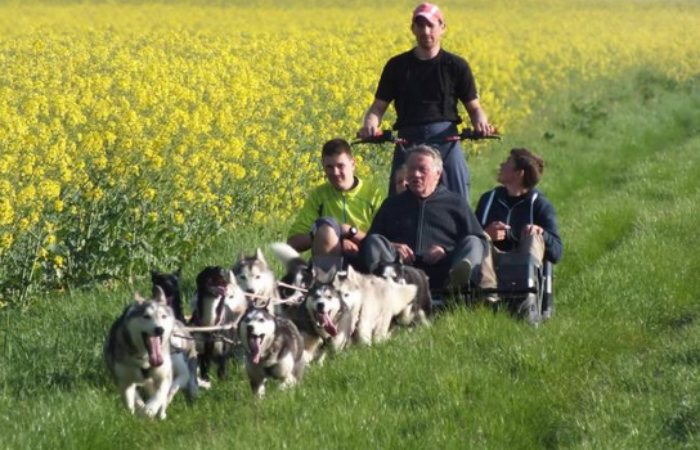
[{"xmin": 375, "ymin": 49, "xmax": 479, "ymax": 129}]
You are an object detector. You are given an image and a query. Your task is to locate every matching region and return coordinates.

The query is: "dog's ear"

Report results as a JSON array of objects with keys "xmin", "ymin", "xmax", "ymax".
[
  {"xmin": 256, "ymin": 248, "xmax": 267, "ymax": 266},
  {"xmin": 153, "ymin": 286, "xmax": 168, "ymax": 305},
  {"xmin": 346, "ymin": 264, "xmax": 357, "ymax": 281},
  {"xmin": 225, "ymin": 269, "xmax": 237, "ymax": 286},
  {"xmin": 150, "ymin": 270, "xmax": 159, "ymax": 282},
  {"xmin": 327, "ymin": 265, "xmax": 337, "ymax": 282},
  {"xmin": 134, "ymin": 292, "xmax": 147, "ymax": 304},
  {"xmin": 314, "ymin": 267, "xmax": 328, "ymax": 282},
  {"xmin": 174, "ymin": 267, "xmax": 182, "ymax": 278}
]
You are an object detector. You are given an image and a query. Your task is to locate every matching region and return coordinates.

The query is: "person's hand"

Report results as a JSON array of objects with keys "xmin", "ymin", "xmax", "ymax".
[
  {"xmin": 485, "ymin": 221, "xmax": 510, "ymax": 241},
  {"xmin": 473, "ymin": 120, "xmax": 495, "ymax": 137},
  {"xmin": 342, "ymin": 239, "xmax": 359, "ymax": 255},
  {"xmin": 423, "ymin": 245, "xmax": 446, "ymax": 265},
  {"xmin": 393, "ymin": 243, "xmax": 415, "ymax": 263},
  {"xmin": 358, "ymin": 121, "xmax": 380, "ymax": 140},
  {"xmin": 522, "ymin": 224, "xmax": 544, "ymax": 237}
]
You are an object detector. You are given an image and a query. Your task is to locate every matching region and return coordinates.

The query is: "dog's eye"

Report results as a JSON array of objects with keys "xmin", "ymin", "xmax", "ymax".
[{"xmin": 143, "ymin": 314, "xmax": 151, "ymax": 320}]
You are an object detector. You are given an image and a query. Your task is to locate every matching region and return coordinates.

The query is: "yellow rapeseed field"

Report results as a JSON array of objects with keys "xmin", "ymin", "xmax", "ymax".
[{"xmin": 0, "ymin": 0, "xmax": 698, "ymax": 302}]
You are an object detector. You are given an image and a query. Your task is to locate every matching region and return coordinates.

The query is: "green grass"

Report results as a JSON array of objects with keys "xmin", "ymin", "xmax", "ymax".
[{"xmin": 1, "ymin": 72, "xmax": 700, "ymax": 449}]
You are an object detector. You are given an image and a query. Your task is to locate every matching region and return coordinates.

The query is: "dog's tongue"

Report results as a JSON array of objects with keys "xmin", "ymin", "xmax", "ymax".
[
  {"xmin": 249, "ymin": 336, "xmax": 262, "ymax": 364},
  {"xmin": 147, "ymin": 336, "xmax": 164, "ymax": 367},
  {"xmin": 320, "ymin": 312, "xmax": 338, "ymax": 337}
]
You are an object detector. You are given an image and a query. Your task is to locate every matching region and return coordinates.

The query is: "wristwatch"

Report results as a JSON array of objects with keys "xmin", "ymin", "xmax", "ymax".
[{"xmin": 346, "ymin": 226, "xmax": 358, "ymax": 239}]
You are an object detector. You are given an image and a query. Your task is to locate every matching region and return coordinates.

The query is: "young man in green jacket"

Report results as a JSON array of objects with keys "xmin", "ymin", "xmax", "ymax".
[{"xmin": 287, "ymin": 138, "xmax": 385, "ymax": 268}]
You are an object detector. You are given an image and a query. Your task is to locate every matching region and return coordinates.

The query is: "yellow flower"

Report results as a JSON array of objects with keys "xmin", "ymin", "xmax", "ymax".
[{"xmin": 1, "ymin": 233, "xmax": 13, "ymax": 250}]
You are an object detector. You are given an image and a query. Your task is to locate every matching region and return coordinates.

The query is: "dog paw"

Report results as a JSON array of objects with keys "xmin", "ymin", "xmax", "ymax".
[
  {"xmin": 197, "ymin": 378, "xmax": 212, "ymax": 390},
  {"xmin": 138, "ymin": 405, "xmax": 159, "ymax": 419}
]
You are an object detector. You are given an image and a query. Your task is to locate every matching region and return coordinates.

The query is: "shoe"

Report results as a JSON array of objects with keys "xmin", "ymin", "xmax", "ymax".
[
  {"xmin": 542, "ymin": 306, "xmax": 555, "ymax": 321},
  {"xmin": 483, "ymin": 294, "xmax": 500, "ymax": 304},
  {"xmin": 449, "ymin": 259, "xmax": 472, "ymax": 288}
]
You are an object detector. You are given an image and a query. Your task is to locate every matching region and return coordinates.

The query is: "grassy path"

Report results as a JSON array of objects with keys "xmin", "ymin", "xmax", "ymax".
[{"xmin": 1, "ymin": 77, "xmax": 699, "ymax": 449}]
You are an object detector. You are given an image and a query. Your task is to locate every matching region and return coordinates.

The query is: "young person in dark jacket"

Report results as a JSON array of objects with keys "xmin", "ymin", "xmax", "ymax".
[
  {"xmin": 475, "ymin": 148, "xmax": 563, "ymax": 317},
  {"xmin": 361, "ymin": 145, "xmax": 488, "ymax": 290}
]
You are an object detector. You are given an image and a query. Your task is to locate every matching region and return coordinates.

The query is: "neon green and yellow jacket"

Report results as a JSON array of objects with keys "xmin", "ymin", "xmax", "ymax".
[{"xmin": 288, "ymin": 177, "xmax": 385, "ymax": 238}]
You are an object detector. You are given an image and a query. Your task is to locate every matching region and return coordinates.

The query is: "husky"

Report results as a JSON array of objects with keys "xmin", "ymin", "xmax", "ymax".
[
  {"xmin": 268, "ymin": 242, "xmax": 313, "ymax": 318},
  {"xmin": 334, "ymin": 265, "xmax": 418, "ymax": 345},
  {"xmin": 373, "ymin": 259, "xmax": 432, "ymax": 327},
  {"xmin": 233, "ymin": 249, "xmax": 278, "ymax": 310},
  {"xmin": 190, "ymin": 266, "xmax": 246, "ymax": 384},
  {"xmin": 151, "ymin": 267, "xmax": 186, "ymax": 323},
  {"xmin": 104, "ymin": 287, "xmax": 198, "ymax": 419},
  {"xmin": 238, "ymin": 307, "xmax": 306, "ymax": 398},
  {"xmin": 296, "ymin": 267, "xmax": 353, "ymax": 365}
]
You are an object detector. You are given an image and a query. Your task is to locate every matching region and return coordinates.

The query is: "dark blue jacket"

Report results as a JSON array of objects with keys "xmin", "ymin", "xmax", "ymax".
[
  {"xmin": 475, "ymin": 187, "xmax": 563, "ymax": 263},
  {"xmin": 369, "ymin": 186, "xmax": 486, "ymax": 258}
]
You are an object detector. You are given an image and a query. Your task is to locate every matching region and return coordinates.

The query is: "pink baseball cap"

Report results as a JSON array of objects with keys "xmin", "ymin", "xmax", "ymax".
[{"xmin": 413, "ymin": 3, "xmax": 444, "ymax": 24}]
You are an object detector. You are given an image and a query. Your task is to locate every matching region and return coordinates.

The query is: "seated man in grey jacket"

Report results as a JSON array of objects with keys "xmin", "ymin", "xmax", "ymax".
[{"xmin": 360, "ymin": 145, "xmax": 488, "ymax": 290}]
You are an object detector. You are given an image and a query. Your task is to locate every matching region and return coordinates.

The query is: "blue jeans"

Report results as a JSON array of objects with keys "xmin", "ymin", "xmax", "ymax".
[
  {"xmin": 389, "ymin": 122, "xmax": 471, "ymax": 204},
  {"xmin": 361, "ymin": 234, "xmax": 485, "ymax": 290}
]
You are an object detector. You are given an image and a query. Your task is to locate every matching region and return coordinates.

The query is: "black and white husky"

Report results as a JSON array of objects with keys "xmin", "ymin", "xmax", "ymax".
[
  {"xmin": 373, "ymin": 259, "xmax": 432, "ymax": 327},
  {"xmin": 104, "ymin": 288, "xmax": 198, "ymax": 419},
  {"xmin": 190, "ymin": 266, "xmax": 246, "ymax": 385},
  {"xmin": 238, "ymin": 307, "xmax": 306, "ymax": 398},
  {"xmin": 269, "ymin": 242, "xmax": 313, "ymax": 319},
  {"xmin": 151, "ymin": 267, "xmax": 186, "ymax": 323}
]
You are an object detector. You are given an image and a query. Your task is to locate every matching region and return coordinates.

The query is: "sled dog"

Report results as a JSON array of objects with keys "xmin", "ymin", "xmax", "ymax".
[
  {"xmin": 233, "ymin": 249, "xmax": 278, "ymax": 310},
  {"xmin": 334, "ymin": 266, "xmax": 417, "ymax": 345},
  {"xmin": 297, "ymin": 267, "xmax": 353, "ymax": 364},
  {"xmin": 104, "ymin": 288, "xmax": 198, "ymax": 419},
  {"xmin": 151, "ymin": 267, "xmax": 186, "ymax": 323},
  {"xmin": 238, "ymin": 307, "xmax": 306, "ymax": 398},
  {"xmin": 374, "ymin": 259, "xmax": 432, "ymax": 326},
  {"xmin": 190, "ymin": 266, "xmax": 245, "ymax": 383},
  {"xmin": 268, "ymin": 242, "xmax": 313, "ymax": 319}
]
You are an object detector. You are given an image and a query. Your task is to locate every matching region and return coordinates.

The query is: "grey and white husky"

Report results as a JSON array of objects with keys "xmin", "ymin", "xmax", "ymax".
[
  {"xmin": 238, "ymin": 307, "xmax": 306, "ymax": 398},
  {"xmin": 373, "ymin": 259, "xmax": 432, "ymax": 327},
  {"xmin": 104, "ymin": 288, "xmax": 198, "ymax": 419},
  {"xmin": 334, "ymin": 265, "xmax": 418, "ymax": 345},
  {"xmin": 233, "ymin": 249, "xmax": 278, "ymax": 310},
  {"xmin": 298, "ymin": 268, "xmax": 353, "ymax": 365}
]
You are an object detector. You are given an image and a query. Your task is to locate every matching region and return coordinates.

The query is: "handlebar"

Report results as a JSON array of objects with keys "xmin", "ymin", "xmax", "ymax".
[{"xmin": 352, "ymin": 128, "xmax": 501, "ymax": 146}]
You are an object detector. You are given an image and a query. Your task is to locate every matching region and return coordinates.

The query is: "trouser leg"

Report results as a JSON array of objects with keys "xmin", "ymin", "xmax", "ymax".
[
  {"xmin": 312, "ymin": 223, "xmax": 342, "ymax": 256},
  {"xmin": 438, "ymin": 140, "xmax": 471, "ymax": 204},
  {"xmin": 480, "ymin": 243, "xmax": 500, "ymax": 291},
  {"xmin": 395, "ymin": 122, "xmax": 471, "ymax": 203},
  {"xmin": 360, "ymin": 234, "xmax": 397, "ymax": 274},
  {"xmin": 518, "ymin": 234, "xmax": 545, "ymax": 265},
  {"xmin": 516, "ymin": 234, "xmax": 546, "ymax": 325},
  {"xmin": 449, "ymin": 235, "xmax": 486, "ymax": 284}
]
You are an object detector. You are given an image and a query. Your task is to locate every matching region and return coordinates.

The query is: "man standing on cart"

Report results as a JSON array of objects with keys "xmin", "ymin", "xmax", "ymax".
[{"xmin": 358, "ymin": 2, "xmax": 495, "ymax": 203}]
